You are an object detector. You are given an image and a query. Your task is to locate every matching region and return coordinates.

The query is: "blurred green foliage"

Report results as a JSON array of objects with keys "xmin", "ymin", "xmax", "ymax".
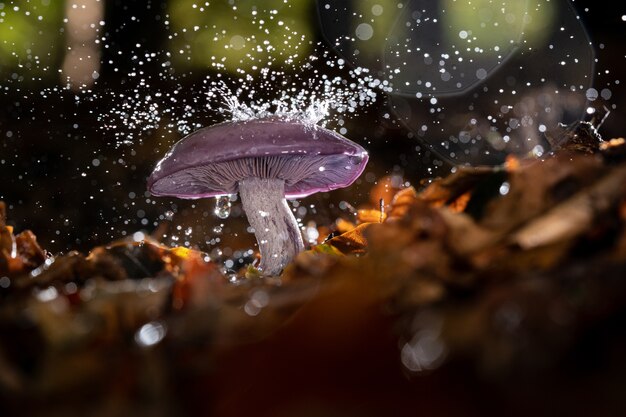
[
  {"xmin": 168, "ymin": 0, "xmax": 314, "ymax": 73},
  {"xmin": 442, "ymin": 0, "xmax": 555, "ymax": 53},
  {"xmin": 352, "ymin": 0, "xmax": 400, "ymax": 62},
  {"xmin": 0, "ymin": 0, "xmax": 64, "ymax": 80}
]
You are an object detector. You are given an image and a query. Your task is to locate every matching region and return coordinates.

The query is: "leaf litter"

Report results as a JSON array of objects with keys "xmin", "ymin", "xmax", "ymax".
[{"xmin": 2, "ymin": 132, "xmax": 626, "ymax": 416}]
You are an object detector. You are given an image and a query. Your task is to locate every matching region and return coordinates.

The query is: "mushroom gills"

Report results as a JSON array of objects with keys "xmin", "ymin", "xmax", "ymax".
[{"xmin": 238, "ymin": 177, "xmax": 304, "ymax": 275}]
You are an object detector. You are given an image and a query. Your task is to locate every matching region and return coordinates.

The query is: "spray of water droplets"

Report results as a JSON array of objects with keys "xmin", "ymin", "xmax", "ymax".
[
  {"xmin": 96, "ymin": 53, "xmax": 383, "ymax": 147},
  {"xmin": 81, "ymin": 1, "xmax": 387, "ymax": 148}
]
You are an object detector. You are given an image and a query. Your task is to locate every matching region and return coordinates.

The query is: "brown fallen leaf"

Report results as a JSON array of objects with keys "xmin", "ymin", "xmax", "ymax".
[
  {"xmin": 335, "ymin": 218, "xmax": 356, "ymax": 234},
  {"xmin": 513, "ymin": 164, "xmax": 626, "ymax": 249},
  {"xmin": 601, "ymin": 137, "xmax": 626, "ymax": 163},
  {"xmin": 15, "ymin": 230, "xmax": 46, "ymax": 270},
  {"xmin": 171, "ymin": 250, "xmax": 226, "ymax": 310},
  {"xmin": 600, "ymin": 137, "xmax": 625, "ymax": 151},
  {"xmin": 1, "ymin": 222, "xmax": 46, "ymax": 277},
  {"xmin": 437, "ymin": 208, "xmax": 497, "ymax": 259},
  {"xmin": 545, "ymin": 120, "xmax": 603, "ymax": 154},
  {"xmin": 480, "ymin": 154, "xmax": 606, "ymax": 232},
  {"xmin": 387, "ymin": 186, "xmax": 418, "ymax": 221},
  {"xmin": 326, "ymin": 223, "xmax": 377, "ymax": 255},
  {"xmin": 369, "ymin": 174, "xmax": 404, "ymax": 209},
  {"xmin": 447, "ymin": 191, "xmax": 471, "ymax": 213},
  {"xmin": 418, "ymin": 165, "xmax": 499, "ymax": 207},
  {"xmin": 357, "ymin": 208, "xmax": 386, "ymax": 224},
  {"xmin": 0, "ymin": 202, "xmax": 5, "ymax": 228},
  {"xmin": 0, "ymin": 226, "xmax": 15, "ymax": 265},
  {"xmin": 366, "ymin": 199, "xmax": 459, "ymax": 283},
  {"xmin": 504, "ymin": 155, "xmax": 521, "ymax": 172},
  {"xmin": 282, "ymin": 246, "xmax": 341, "ymax": 280}
]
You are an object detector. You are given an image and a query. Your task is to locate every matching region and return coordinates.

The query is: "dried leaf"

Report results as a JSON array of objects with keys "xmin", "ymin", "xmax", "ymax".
[
  {"xmin": 88, "ymin": 242, "xmax": 164, "ymax": 280},
  {"xmin": 395, "ymin": 279, "xmax": 446, "ymax": 307},
  {"xmin": 326, "ymin": 223, "xmax": 376, "ymax": 255},
  {"xmin": 600, "ymin": 137, "xmax": 625, "ymax": 151},
  {"xmin": 368, "ymin": 175, "xmax": 403, "ymax": 209},
  {"xmin": 282, "ymin": 246, "xmax": 341, "ymax": 280},
  {"xmin": 0, "ymin": 202, "xmax": 5, "ymax": 228},
  {"xmin": 480, "ymin": 154, "xmax": 606, "ymax": 232},
  {"xmin": 335, "ymin": 218, "xmax": 356, "ymax": 234},
  {"xmin": 437, "ymin": 209, "xmax": 497, "ymax": 258},
  {"xmin": 504, "ymin": 155, "xmax": 521, "ymax": 172},
  {"xmin": 513, "ymin": 164, "xmax": 626, "ymax": 249},
  {"xmin": 0, "ymin": 227, "xmax": 16, "ymax": 274},
  {"xmin": 387, "ymin": 186, "xmax": 418, "ymax": 221},
  {"xmin": 311, "ymin": 243, "xmax": 343, "ymax": 256},
  {"xmin": 0, "ymin": 218, "xmax": 46, "ymax": 276},
  {"xmin": 545, "ymin": 120, "xmax": 603, "ymax": 154},
  {"xmin": 366, "ymin": 200, "xmax": 458, "ymax": 282},
  {"xmin": 601, "ymin": 137, "xmax": 626, "ymax": 163},
  {"xmin": 14, "ymin": 252, "xmax": 92, "ymax": 291},
  {"xmin": 447, "ymin": 191, "xmax": 471, "ymax": 213},
  {"xmin": 418, "ymin": 166, "xmax": 499, "ymax": 206},
  {"xmin": 357, "ymin": 208, "xmax": 386, "ymax": 224},
  {"xmin": 15, "ymin": 230, "xmax": 46, "ymax": 269},
  {"xmin": 172, "ymin": 251, "xmax": 225, "ymax": 310}
]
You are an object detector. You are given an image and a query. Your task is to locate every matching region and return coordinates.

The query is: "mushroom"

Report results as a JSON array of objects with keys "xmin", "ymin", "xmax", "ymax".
[{"xmin": 147, "ymin": 118, "xmax": 368, "ymax": 276}]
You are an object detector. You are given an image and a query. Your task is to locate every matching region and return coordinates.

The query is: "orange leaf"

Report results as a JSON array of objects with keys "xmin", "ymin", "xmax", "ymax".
[
  {"xmin": 335, "ymin": 218, "xmax": 356, "ymax": 234},
  {"xmin": 0, "ymin": 201, "xmax": 5, "ymax": 227},
  {"xmin": 326, "ymin": 223, "xmax": 376, "ymax": 255},
  {"xmin": 387, "ymin": 187, "xmax": 418, "ymax": 221},
  {"xmin": 447, "ymin": 191, "xmax": 472, "ymax": 213},
  {"xmin": 504, "ymin": 155, "xmax": 521, "ymax": 172},
  {"xmin": 418, "ymin": 166, "xmax": 496, "ymax": 207},
  {"xmin": 172, "ymin": 249, "xmax": 225, "ymax": 310},
  {"xmin": 357, "ymin": 209, "xmax": 386, "ymax": 224},
  {"xmin": 600, "ymin": 137, "xmax": 625, "ymax": 150}
]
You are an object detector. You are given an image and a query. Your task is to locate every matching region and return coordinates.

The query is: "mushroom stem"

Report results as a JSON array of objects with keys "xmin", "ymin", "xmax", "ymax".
[{"xmin": 238, "ymin": 177, "xmax": 304, "ymax": 276}]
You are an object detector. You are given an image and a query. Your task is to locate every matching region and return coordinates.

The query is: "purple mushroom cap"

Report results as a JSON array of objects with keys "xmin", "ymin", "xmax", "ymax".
[{"xmin": 147, "ymin": 118, "xmax": 369, "ymax": 199}]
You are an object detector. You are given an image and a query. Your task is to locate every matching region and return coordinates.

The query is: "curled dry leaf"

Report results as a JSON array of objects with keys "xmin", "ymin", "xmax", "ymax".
[
  {"xmin": 368, "ymin": 174, "xmax": 404, "ymax": 209},
  {"xmin": 601, "ymin": 137, "xmax": 626, "ymax": 163},
  {"xmin": 513, "ymin": 164, "xmax": 626, "ymax": 249},
  {"xmin": 0, "ymin": 208, "xmax": 46, "ymax": 277},
  {"xmin": 418, "ymin": 166, "xmax": 499, "ymax": 207},
  {"xmin": 387, "ymin": 186, "xmax": 418, "ymax": 221},
  {"xmin": 171, "ymin": 250, "xmax": 226, "ymax": 310},
  {"xmin": 356, "ymin": 208, "xmax": 386, "ymax": 224},
  {"xmin": 325, "ymin": 222, "xmax": 377, "ymax": 255},
  {"xmin": 480, "ymin": 154, "xmax": 606, "ymax": 232},
  {"xmin": 545, "ymin": 120, "xmax": 603, "ymax": 154},
  {"xmin": 334, "ymin": 217, "xmax": 356, "ymax": 234}
]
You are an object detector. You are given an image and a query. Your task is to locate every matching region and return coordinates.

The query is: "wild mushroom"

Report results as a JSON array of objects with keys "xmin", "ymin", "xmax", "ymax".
[{"xmin": 147, "ymin": 118, "xmax": 368, "ymax": 275}]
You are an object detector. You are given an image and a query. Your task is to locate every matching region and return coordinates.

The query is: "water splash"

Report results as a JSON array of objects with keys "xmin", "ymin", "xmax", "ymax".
[
  {"xmin": 208, "ymin": 59, "xmax": 381, "ymax": 127},
  {"xmin": 87, "ymin": 1, "xmax": 385, "ymax": 148},
  {"xmin": 94, "ymin": 52, "xmax": 382, "ymax": 148}
]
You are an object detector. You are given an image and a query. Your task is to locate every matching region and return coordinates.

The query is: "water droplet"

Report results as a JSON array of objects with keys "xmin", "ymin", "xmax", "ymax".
[
  {"xmin": 355, "ymin": 23, "xmax": 374, "ymax": 41},
  {"xmin": 0, "ymin": 276, "xmax": 11, "ymax": 289},
  {"xmin": 215, "ymin": 195, "xmax": 232, "ymax": 219},
  {"xmin": 499, "ymin": 181, "xmax": 510, "ymax": 196},
  {"xmin": 132, "ymin": 231, "xmax": 145, "ymax": 242},
  {"xmin": 135, "ymin": 321, "xmax": 167, "ymax": 347}
]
